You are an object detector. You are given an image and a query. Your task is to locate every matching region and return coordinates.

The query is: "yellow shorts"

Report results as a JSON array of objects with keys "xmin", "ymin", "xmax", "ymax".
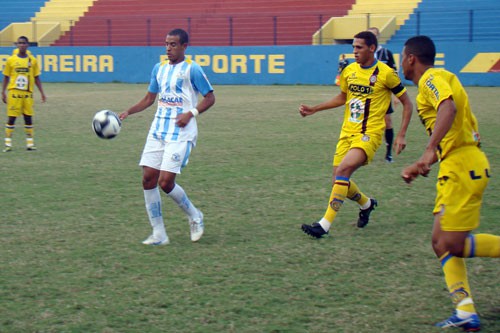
[
  {"xmin": 435, "ymin": 146, "xmax": 490, "ymax": 231},
  {"xmin": 333, "ymin": 132, "xmax": 383, "ymax": 166},
  {"xmin": 6, "ymin": 90, "xmax": 34, "ymax": 117}
]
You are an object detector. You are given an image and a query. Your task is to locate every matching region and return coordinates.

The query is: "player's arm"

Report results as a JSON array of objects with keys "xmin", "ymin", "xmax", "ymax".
[
  {"xmin": 402, "ymin": 98, "xmax": 455, "ymax": 183},
  {"xmin": 418, "ymin": 98, "xmax": 456, "ymax": 168},
  {"xmin": 34, "ymin": 76, "xmax": 46, "ymax": 103},
  {"xmin": 119, "ymin": 91, "xmax": 157, "ymax": 120},
  {"xmin": 299, "ymin": 92, "xmax": 347, "ymax": 117},
  {"xmin": 176, "ymin": 91, "xmax": 215, "ymax": 127},
  {"xmin": 1, "ymin": 75, "xmax": 9, "ymax": 104},
  {"xmin": 393, "ymin": 91, "xmax": 413, "ymax": 155}
]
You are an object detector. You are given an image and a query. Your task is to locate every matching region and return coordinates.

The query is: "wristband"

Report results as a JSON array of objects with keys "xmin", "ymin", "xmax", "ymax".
[{"xmin": 190, "ymin": 108, "xmax": 199, "ymax": 117}]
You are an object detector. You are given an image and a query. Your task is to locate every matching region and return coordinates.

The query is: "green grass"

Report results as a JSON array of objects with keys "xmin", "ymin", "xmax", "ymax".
[{"xmin": 1, "ymin": 84, "xmax": 499, "ymax": 333}]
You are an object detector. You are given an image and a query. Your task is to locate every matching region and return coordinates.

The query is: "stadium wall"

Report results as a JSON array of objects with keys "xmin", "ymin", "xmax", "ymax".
[{"xmin": 0, "ymin": 43, "xmax": 498, "ymax": 86}]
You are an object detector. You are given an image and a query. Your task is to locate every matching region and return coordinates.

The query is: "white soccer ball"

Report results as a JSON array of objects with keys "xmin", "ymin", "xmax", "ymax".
[{"xmin": 92, "ymin": 110, "xmax": 121, "ymax": 139}]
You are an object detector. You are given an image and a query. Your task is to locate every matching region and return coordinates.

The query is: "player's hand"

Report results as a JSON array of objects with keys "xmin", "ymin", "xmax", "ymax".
[
  {"xmin": 393, "ymin": 135, "xmax": 407, "ymax": 155},
  {"xmin": 119, "ymin": 111, "xmax": 129, "ymax": 121},
  {"xmin": 176, "ymin": 112, "xmax": 193, "ymax": 127},
  {"xmin": 401, "ymin": 163, "xmax": 419, "ymax": 184},
  {"xmin": 416, "ymin": 149, "xmax": 434, "ymax": 177},
  {"xmin": 299, "ymin": 104, "xmax": 316, "ymax": 117}
]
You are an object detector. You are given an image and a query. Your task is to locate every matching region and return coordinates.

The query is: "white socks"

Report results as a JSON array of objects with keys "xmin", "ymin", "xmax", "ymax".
[
  {"xmin": 167, "ymin": 184, "xmax": 199, "ymax": 221},
  {"xmin": 144, "ymin": 184, "xmax": 199, "ymax": 239},
  {"xmin": 144, "ymin": 187, "xmax": 166, "ymax": 239},
  {"xmin": 319, "ymin": 218, "xmax": 332, "ymax": 232}
]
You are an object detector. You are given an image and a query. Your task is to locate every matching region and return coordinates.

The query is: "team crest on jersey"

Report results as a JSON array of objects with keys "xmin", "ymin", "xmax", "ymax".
[
  {"xmin": 176, "ymin": 71, "xmax": 187, "ymax": 79},
  {"xmin": 362, "ymin": 135, "xmax": 370, "ymax": 142},
  {"xmin": 369, "ymin": 74, "xmax": 377, "ymax": 84}
]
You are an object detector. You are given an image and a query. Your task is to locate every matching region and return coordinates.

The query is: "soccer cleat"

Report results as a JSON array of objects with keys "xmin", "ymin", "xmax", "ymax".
[
  {"xmin": 190, "ymin": 210, "xmax": 204, "ymax": 242},
  {"xmin": 385, "ymin": 154, "xmax": 393, "ymax": 163},
  {"xmin": 301, "ymin": 222, "xmax": 328, "ymax": 238},
  {"xmin": 142, "ymin": 234, "xmax": 169, "ymax": 246},
  {"xmin": 3, "ymin": 146, "xmax": 12, "ymax": 152},
  {"xmin": 435, "ymin": 312, "xmax": 481, "ymax": 332},
  {"xmin": 26, "ymin": 145, "xmax": 37, "ymax": 151},
  {"xmin": 357, "ymin": 198, "xmax": 378, "ymax": 228}
]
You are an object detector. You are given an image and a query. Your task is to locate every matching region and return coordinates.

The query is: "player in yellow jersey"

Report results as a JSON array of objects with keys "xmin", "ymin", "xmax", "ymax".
[
  {"xmin": 2, "ymin": 36, "xmax": 46, "ymax": 152},
  {"xmin": 401, "ymin": 35, "xmax": 499, "ymax": 331},
  {"xmin": 299, "ymin": 31, "xmax": 413, "ymax": 238}
]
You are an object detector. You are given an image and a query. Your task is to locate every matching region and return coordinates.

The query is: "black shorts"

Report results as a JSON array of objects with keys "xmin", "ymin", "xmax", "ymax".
[{"xmin": 386, "ymin": 103, "xmax": 394, "ymax": 115}]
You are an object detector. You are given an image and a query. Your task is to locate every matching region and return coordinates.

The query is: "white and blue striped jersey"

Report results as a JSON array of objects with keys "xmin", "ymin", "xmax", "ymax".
[{"xmin": 147, "ymin": 58, "xmax": 213, "ymax": 145}]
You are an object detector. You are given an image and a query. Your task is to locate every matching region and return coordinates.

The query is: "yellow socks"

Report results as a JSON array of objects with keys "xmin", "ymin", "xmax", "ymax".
[
  {"xmin": 323, "ymin": 176, "xmax": 350, "ymax": 223},
  {"xmin": 347, "ymin": 179, "xmax": 369, "ymax": 207},
  {"xmin": 25, "ymin": 125, "xmax": 35, "ymax": 148},
  {"xmin": 464, "ymin": 234, "xmax": 500, "ymax": 258},
  {"xmin": 5, "ymin": 124, "xmax": 14, "ymax": 145},
  {"xmin": 439, "ymin": 252, "xmax": 476, "ymax": 314}
]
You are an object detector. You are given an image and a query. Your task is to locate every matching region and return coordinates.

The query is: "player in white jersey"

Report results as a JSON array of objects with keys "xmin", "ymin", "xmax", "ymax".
[{"xmin": 120, "ymin": 29, "xmax": 215, "ymax": 245}]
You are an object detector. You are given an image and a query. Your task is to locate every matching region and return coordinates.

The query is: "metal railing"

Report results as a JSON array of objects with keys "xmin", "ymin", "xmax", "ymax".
[{"xmin": 0, "ymin": 8, "xmax": 498, "ymax": 47}]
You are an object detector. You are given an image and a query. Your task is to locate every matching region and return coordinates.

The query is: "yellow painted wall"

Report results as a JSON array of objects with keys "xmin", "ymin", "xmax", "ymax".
[
  {"xmin": 0, "ymin": 0, "xmax": 96, "ymax": 46},
  {"xmin": 313, "ymin": 0, "xmax": 422, "ymax": 45}
]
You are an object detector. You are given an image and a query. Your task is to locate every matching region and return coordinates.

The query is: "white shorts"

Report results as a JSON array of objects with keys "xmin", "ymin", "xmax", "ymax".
[{"xmin": 139, "ymin": 138, "xmax": 193, "ymax": 174}]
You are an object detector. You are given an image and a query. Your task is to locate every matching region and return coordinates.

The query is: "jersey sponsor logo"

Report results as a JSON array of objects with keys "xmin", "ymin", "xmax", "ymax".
[
  {"xmin": 159, "ymin": 96, "xmax": 184, "ymax": 107},
  {"xmin": 348, "ymin": 98, "xmax": 364, "ymax": 123},
  {"xmin": 348, "ymin": 84, "xmax": 372, "ymax": 95},
  {"xmin": 11, "ymin": 93, "xmax": 32, "ymax": 98},
  {"xmin": 15, "ymin": 68, "xmax": 29, "ymax": 73},
  {"xmin": 425, "ymin": 75, "xmax": 440, "ymax": 100}
]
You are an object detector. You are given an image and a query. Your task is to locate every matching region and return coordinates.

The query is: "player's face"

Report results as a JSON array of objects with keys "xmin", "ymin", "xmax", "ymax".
[
  {"xmin": 352, "ymin": 38, "xmax": 374, "ymax": 66},
  {"xmin": 16, "ymin": 39, "xmax": 28, "ymax": 54},
  {"xmin": 165, "ymin": 35, "xmax": 187, "ymax": 64},
  {"xmin": 401, "ymin": 46, "xmax": 413, "ymax": 81}
]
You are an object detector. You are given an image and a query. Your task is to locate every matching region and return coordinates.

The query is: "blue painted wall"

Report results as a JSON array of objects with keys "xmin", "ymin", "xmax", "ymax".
[{"xmin": 1, "ymin": 42, "xmax": 498, "ymax": 86}]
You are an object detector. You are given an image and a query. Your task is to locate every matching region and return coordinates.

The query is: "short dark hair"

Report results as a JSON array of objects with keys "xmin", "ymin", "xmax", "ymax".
[
  {"xmin": 168, "ymin": 28, "xmax": 189, "ymax": 45},
  {"xmin": 18, "ymin": 36, "xmax": 29, "ymax": 43},
  {"xmin": 404, "ymin": 35, "xmax": 436, "ymax": 65},
  {"xmin": 354, "ymin": 31, "xmax": 378, "ymax": 49}
]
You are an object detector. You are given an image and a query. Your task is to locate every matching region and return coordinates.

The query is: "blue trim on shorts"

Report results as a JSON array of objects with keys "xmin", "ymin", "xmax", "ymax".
[
  {"xmin": 467, "ymin": 234, "xmax": 475, "ymax": 258},
  {"xmin": 181, "ymin": 142, "xmax": 192, "ymax": 169}
]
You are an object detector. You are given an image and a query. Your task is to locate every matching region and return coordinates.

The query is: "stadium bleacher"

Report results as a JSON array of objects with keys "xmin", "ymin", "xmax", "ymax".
[
  {"xmin": 0, "ymin": 0, "xmax": 47, "ymax": 31},
  {"xmin": 1, "ymin": 0, "xmax": 499, "ymax": 46},
  {"xmin": 52, "ymin": 0, "xmax": 355, "ymax": 46},
  {"xmin": 389, "ymin": 0, "xmax": 500, "ymax": 43}
]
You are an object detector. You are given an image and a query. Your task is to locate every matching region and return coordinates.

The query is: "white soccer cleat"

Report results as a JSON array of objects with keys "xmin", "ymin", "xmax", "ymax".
[
  {"xmin": 190, "ymin": 210, "xmax": 204, "ymax": 242},
  {"xmin": 142, "ymin": 234, "xmax": 169, "ymax": 246}
]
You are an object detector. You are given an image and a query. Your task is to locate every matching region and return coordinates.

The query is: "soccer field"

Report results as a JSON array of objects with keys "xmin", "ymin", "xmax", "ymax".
[{"xmin": 1, "ymin": 84, "xmax": 499, "ymax": 332}]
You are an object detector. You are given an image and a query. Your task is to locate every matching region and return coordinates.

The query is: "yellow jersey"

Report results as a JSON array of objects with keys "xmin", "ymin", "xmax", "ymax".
[
  {"xmin": 2, "ymin": 53, "xmax": 40, "ymax": 93},
  {"xmin": 416, "ymin": 68, "xmax": 480, "ymax": 160},
  {"xmin": 340, "ymin": 60, "xmax": 406, "ymax": 135}
]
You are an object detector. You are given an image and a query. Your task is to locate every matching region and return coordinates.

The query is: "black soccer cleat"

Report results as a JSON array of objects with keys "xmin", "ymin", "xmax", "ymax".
[
  {"xmin": 301, "ymin": 222, "xmax": 328, "ymax": 238},
  {"xmin": 357, "ymin": 198, "xmax": 377, "ymax": 228}
]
